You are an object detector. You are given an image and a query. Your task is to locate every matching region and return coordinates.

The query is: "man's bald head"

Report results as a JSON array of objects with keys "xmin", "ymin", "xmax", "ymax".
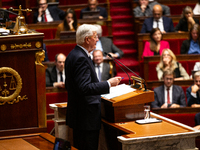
[
  {"xmin": 88, "ymin": 0, "xmax": 98, "ymax": 11},
  {"xmin": 153, "ymin": 4, "xmax": 163, "ymax": 20}
]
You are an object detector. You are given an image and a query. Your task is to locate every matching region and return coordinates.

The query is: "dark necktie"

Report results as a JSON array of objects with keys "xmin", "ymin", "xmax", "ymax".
[
  {"xmin": 156, "ymin": 20, "xmax": 159, "ymax": 28},
  {"xmin": 59, "ymin": 72, "xmax": 63, "ymax": 82},
  {"xmin": 97, "ymin": 65, "xmax": 101, "ymax": 81}
]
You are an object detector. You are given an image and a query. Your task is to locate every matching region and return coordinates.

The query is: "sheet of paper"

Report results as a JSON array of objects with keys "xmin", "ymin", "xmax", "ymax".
[{"xmin": 101, "ymin": 84, "xmax": 136, "ymax": 99}]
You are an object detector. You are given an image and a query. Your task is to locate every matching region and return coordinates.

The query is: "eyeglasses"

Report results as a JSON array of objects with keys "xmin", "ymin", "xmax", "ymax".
[{"xmin": 88, "ymin": 35, "xmax": 98, "ymax": 40}]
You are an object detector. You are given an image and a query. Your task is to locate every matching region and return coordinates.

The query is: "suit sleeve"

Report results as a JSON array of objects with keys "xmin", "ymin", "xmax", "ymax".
[
  {"xmin": 140, "ymin": 20, "xmax": 148, "ymax": 33},
  {"xmin": 180, "ymin": 40, "xmax": 189, "ymax": 54},
  {"xmin": 46, "ymin": 69, "xmax": 53, "ymax": 87},
  {"xmin": 186, "ymin": 87, "xmax": 198, "ymax": 106},
  {"xmin": 162, "ymin": 4, "xmax": 171, "ymax": 16},
  {"xmin": 73, "ymin": 57, "xmax": 109, "ymax": 95},
  {"xmin": 178, "ymin": 87, "xmax": 186, "ymax": 107},
  {"xmin": 174, "ymin": 19, "xmax": 182, "ymax": 32},
  {"xmin": 151, "ymin": 90, "xmax": 160, "ymax": 108},
  {"xmin": 111, "ymin": 43, "xmax": 124, "ymax": 58},
  {"xmin": 169, "ymin": 18, "xmax": 175, "ymax": 32}
]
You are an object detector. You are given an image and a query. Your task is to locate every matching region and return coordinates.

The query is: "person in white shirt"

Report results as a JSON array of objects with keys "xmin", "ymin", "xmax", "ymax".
[
  {"xmin": 193, "ymin": 0, "xmax": 200, "ymax": 15},
  {"xmin": 46, "ymin": 53, "xmax": 66, "ymax": 88},
  {"xmin": 93, "ymin": 50, "xmax": 115, "ymax": 81},
  {"xmin": 33, "ymin": 0, "xmax": 65, "ymax": 23}
]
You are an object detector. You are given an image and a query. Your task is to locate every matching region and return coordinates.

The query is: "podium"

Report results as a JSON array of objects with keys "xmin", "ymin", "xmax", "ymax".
[
  {"xmin": 100, "ymin": 88, "xmax": 200, "ymax": 150},
  {"xmin": 101, "ymin": 88, "xmax": 154, "ymax": 123},
  {"xmin": 0, "ymin": 33, "xmax": 46, "ymax": 136}
]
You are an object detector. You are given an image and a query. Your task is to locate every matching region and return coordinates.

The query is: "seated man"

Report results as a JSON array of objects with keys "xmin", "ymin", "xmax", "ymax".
[
  {"xmin": 152, "ymin": 69, "xmax": 186, "ymax": 108},
  {"xmin": 46, "ymin": 53, "xmax": 66, "ymax": 88},
  {"xmin": 94, "ymin": 24, "xmax": 123, "ymax": 58},
  {"xmin": 133, "ymin": 0, "xmax": 170, "ymax": 17},
  {"xmin": 140, "ymin": 4, "xmax": 174, "ymax": 33},
  {"xmin": 80, "ymin": 0, "xmax": 108, "ymax": 19},
  {"xmin": 33, "ymin": 0, "xmax": 65, "ymax": 23},
  {"xmin": 187, "ymin": 71, "xmax": 200, "ymax": 107},
  {"xmin": 93, "ymin": 50, "xmax": 116, "ymax": 81}
]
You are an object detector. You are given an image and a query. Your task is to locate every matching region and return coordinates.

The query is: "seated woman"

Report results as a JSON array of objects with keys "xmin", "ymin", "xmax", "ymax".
[
  {"xmin": 193, "ymin": 0, "xmax": 200, "ymax": 15},
  {"xmin": 156, "ymin": 49, "xmax": 189, "ymax": 80},
  {"xmin": 142, "ymin": 28, "xmax": 170, "ymax": 59},
  {"xmin": 55, "ymin": 8, "xmax": 78, "ymax": 39},
  {"xmin": 175, "ymin": 6, "xmax": 199, "ymax": 32},
  {"xmin": 181, "ymin": 24, "xmax": 200, "ymax": 54}
]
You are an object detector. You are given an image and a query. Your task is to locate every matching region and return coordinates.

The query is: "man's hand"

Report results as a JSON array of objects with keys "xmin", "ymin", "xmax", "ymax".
[
  {"xmin": 194, "ymin": 125, "xmax": 200, "ymax": 130},
  {"xmin": 187, "ymin": 17, "xmax": 195, "ymax": 24},
  {"xmin": 106, "ymin": 52, "xmax": 118, "ymax": 59},
  {"xmin": 38, "ymin": 7, "xmax": 43, "ymax": 17},
  {"xmin": 170, "ymin": 104, "xmax": 180, "ymax": 108},
  {"xmin": 108, "ymin": 77, "xmax": 121, "ymax": 87},
  {"xmin": 141, "ymin": 5, "xmax": 147, "ymax": 13},
  {"xmin": 191, "ymin": 84, "xmax": 199, "ymax": 93},
  {"xmin": 161, "ymin": 103, "xmax": 168, "ymax": 108},
  {"xmin": 99, "ymin": 16, "xmax": 103, "ymax": 19},
  {"xmin": 191, "ymin": 104, "xmax": 200, "ymax": 108},
  {"xmin": 53, "ymin": 82, "xmax": 65, "ymax": 88}
]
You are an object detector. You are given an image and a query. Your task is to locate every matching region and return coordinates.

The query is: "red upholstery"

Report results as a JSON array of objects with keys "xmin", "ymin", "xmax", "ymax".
[
  {"xmin": 168, "ymin": 4, "xmax": 196, "ymax": 15},
  {"xmin": 46, "ymin": 92, "xmax": 68, "ymax": 114},
  {"xmin": 36, "ymin": 28, "xmax": 57, "ymax": 39},
  {"xmin": 161, "ymin": 113, "xmax": 196, "ymax": 127},
  {"xmin": 187, "ymin": 61, "xmax": 197, "ymax": 75},
  {"xmin": 47, "ymin": 120, "xmax": 54, "ymax": 133},
  {"xmin": 46, "ymin": 44, "xmax": 76, "ymax": 61},
  {"xmin": 148, "ymin": 62, "xmax": 159, "ymax": 81}
]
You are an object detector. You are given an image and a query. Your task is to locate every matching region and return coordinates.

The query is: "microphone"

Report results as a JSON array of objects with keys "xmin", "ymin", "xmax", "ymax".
[
  {"xmin": 104, "ymin": 52, "xmax": 131, "ymax": 85},
  {"xmin": 104, "ymin": 52, "xmax": 147, "ymax": 91}
]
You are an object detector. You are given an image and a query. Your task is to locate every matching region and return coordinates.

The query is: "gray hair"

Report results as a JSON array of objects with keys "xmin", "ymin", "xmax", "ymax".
[
  {"xmin": 94, "ymin": 24, "xmax": 102, "ymax": 37},
  {"xmin": 194, "ymin": 71, "xmax": 200, "ymax": 78},
  {"xmin": 76, "ymin": 24, "xmax": 97, "ymax": 45}
]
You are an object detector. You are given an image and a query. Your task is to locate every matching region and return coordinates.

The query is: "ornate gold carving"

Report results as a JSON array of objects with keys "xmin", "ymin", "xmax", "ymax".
[
  {"xmin": 10, "ymin": 43, "xmax": 31, "ymax": 49},
  {"xmin": 1, "ymin": 44, "xmax": 7, "ymax": 51},
  {"xmin": 0, "ymin": 67, "xmax": 28, "ymax": 105},
  {"xmin": 35, "ymin": 50, "xmax": 45, "ymax": 67},
  {"xmin": 35, "ymin": 41, "xmax": 41, "ymax": 48}
]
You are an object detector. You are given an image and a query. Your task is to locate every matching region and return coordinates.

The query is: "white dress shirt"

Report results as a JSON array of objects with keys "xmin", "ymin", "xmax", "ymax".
[
  {"xmin": 95, "ymin": 63, "xmax": 103, "ymax": 81},
  {"xmin": 153, "ymin": 17, "xmax": 164, "ymax": 32},
  {"xmin": 38, "ymin": 8, "xmax": 53, "ymax": 22},
  {"xmin": 56, "ymin": 68, "xmax": 65, "ymax": 83}
]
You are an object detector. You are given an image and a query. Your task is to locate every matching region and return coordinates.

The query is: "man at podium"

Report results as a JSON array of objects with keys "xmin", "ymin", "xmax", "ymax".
[{"xmin": 65, "ymin": 24, "xmax": 121, "ymax": 150}]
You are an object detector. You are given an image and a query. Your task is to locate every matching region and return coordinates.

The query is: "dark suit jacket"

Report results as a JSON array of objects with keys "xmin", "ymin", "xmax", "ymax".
[
  {"xmin": 65, "ymin": 45, "xmax": 109, "ymax": 130},
  {"xmin": 46, "ymin": 66, "xmax": 57, "ymax": 87},
  {"xmin": 186, "ymin": 86, "xmax": 200, "ymax": 106},
  {"xmin": 140, "ymin": 16, "xmax": 174, "ymax": 33},
  {"xmin": 181, "ymin": 39, "xmax": 191, "ymax": 54},
  {"xmin": 100, "ymin": 37, "xmax": 124, "ymax": 58},
  {"xmin": 152, "ymin": 85, "xmax": 186, "ymax": 108},
  {"xmin": 175, "ymin": 17, "xmax": 199, "ymax": 32},
  {"xmin": 80, "ymin": 6, "xmax": 108, "ymax": 19},
  {"xmin": 33, "ymin": 5, "xmax": 65, "ymax": 23}
]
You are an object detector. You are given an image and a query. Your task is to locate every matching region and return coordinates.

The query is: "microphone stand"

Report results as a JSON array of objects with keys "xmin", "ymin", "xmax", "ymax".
[{"xmin": 105, "ymin": 52, "xmax": 148, "ymax": 91}]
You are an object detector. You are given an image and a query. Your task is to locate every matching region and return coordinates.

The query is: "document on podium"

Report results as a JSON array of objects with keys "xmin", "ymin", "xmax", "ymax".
[{"xmin": 101, "ymin": 84, "xmax": 136, "ymax": 99}]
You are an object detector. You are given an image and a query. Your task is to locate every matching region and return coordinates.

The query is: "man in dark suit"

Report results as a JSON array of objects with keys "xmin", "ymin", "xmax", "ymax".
[
  {"xmin": 65, "ymin": 24, "xmax": 121, "ymax": 150},
  {"xmin": 140, "ymin": 4, "xmax": 174, "ymax": 33},
  {"xmin": 186, "ymin": 71, "xmax": 200, "ymax": 107},
  {"xmin": 93, "ymin": 50, "xmax": 116, "ymax": 81},
  {"xmin": 46, "ymin": 53, "xmax": 66, "ymax": 88},
  {"xmin": 33, "ymin": 0, "xmax": 65, "ymax": 23},
  {"xmin": 80, "ymin": 0, "xmax": 108, "ymax": 19},
  {"xmin": 152, "ymin": 69, "xmax": 186, "ymax": 108},
  {"xmin": 95, "ymin": 24, "xmax": 123, "ymax": 59}
]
